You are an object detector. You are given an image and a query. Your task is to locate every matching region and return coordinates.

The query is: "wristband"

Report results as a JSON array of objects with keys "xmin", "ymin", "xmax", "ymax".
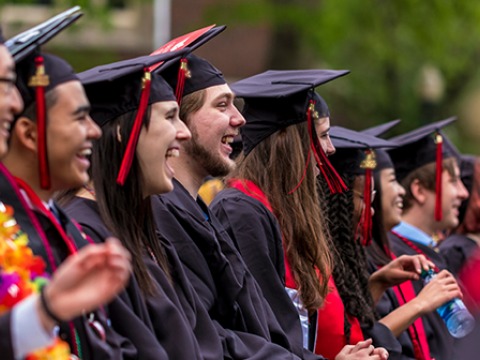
[{"xmin": 40, "ymin": 286, "xmax": 64, "ymax": 323}]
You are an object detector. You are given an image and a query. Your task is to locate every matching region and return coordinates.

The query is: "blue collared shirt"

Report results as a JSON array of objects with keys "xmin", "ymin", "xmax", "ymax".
[{"xmin": 392, "ymin": 221, "xmax": 436, "ymax": 247}]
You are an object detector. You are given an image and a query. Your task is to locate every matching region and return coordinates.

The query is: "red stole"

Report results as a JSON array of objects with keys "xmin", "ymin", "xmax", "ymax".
[
  {"xmin": 314, "ymin": 277, "xmax": 364, "ymax": 359},
  {"xmin": 386, "ymin": 235, "xmax": 433, "ymax": 360}
]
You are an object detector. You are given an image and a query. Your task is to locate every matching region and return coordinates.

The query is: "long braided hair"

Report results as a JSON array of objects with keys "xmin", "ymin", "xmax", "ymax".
[{"xmin": 319, "ymin": 170, "xmax": 377, "ymax": 342}]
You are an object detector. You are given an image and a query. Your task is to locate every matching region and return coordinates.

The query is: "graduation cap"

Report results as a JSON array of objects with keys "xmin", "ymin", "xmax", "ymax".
[
  {"xmin": 5, "ymin": 6, "xmax": 82, "ymax": 63},
  {"xmin": 458, "ymin": 155, "xmax": 476, "ymax": 225},
  {"xmin": 231, "ymin": 69, "xmax": 350, "ymax": 194},
  {"xmin": 150, "ymin": 25, "xmax": 226, "ymax": 105},
  {"xmin": 388, "ymin": 117, "xmax": 456, "ymax": 221},
  {"xmin": 160, "ymin": 53, "xmax": 226, "ymax": 105},
  {"xmin": 11, "ymin": 7, "xmax": 83, "ymax": 190},
  {"xmin": 361, "ymin": 119, "xmax": 401, "ymax": 137},
  {"xmin": 78, "ymin": 49, "xmax": 188, "ymax": 186},
  {"xmin": 360, "ymin": 119, "xmax": 401, "ymax": 171},
  {"xmin": 329, "ymin": 126, "xmax": 397, "ymax": 245}
]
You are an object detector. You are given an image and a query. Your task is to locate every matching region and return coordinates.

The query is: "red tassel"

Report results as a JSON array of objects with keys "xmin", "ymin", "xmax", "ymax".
[
  {"xmin": 360, "ymin": 150, "xmax": 376, "ymax": 246},
  {"xmin": 362, "ymin": 167, "xmax": 373, "ymax": 246},
  {"xmin": 288, "ymin": 100, "xmax": 348, "ymax": 194},
  {"xmin": 29, "ymin": 56, "xmax": 50, "ymax": 190},
  {"xmin": 116, "ymin": 69, "xmax": 152, "ymax": 186},
  {"xmin": 175, "ymin": 58, "xmax": 190, "ymax": 106},
  {"xmin": 307, "ymin": 100, "xmax": 347, "ymax": 194},
  {"xmin": 434, "ymin": 133, "xmax": 443, "ymax": 221}
]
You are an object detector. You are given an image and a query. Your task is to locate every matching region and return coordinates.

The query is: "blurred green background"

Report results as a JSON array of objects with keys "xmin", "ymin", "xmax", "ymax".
[{"xmin": 2, "ymin": 0, "xmax": 480, "ymax": 153}]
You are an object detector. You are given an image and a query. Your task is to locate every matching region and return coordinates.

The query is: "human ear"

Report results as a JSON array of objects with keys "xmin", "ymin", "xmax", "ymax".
[{"xmin": 12, "ymin": 117, "xmax": 38, "ymax": 153}]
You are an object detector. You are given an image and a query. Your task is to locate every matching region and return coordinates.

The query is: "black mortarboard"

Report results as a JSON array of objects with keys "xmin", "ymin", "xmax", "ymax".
[
  {"xmin": 10, "ymin": 8, "xmax": 83, "ymax": 190},
  {"xmin": 232, "ymin": 69, "xmax": 348, "ymax": 154},
  {"xmin": 149, "ymin": 25, "xmax": 226, "ymax": 71},
  {"xmin": 360, "ymin": 119, "xmax": 401, "ymax": 171},
  {"xmin": 361, "ymin": 119, "xmax": 401, "ymax": 137},
  {"xmin": 388, "ymin": 117, "xmax": 456, "ymax": 181},
  {"xmin": 231, "ymin": 69, "xmax": 349, "ymax": 193},
  {"xmin": 5, "ymin": 6, "xmax": 82, "ymax": 63},
  {"xmin": 78, "ymin": 49, "xmax": 187, "ymax": 185},
  {"xmin": 388, "ymin": 117, "xmax": 456, "ymax": 221},
  {"xmin": 329, "ymin": 126, "xmax": 396, "ymax": 245},
  {"xmin": 458, "ymin": 155, "xmax": 476, "ymax": 224},
  {"xmin": 150, "ymin": 25, "xmax": 226, "ymax": 105},
  {"xmin": 16, "ymin": 53, "xmax": 78, "ymax": 109},
  {"xmin": 330, "ymin": 126, "xmax": 396, "ymax": 176},
  {"xmin": 161, "ymin": 53, "xmax": 226, "ymax": 101}
]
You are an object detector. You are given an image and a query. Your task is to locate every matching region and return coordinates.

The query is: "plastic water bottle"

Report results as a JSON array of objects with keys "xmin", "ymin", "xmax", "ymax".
[{"xmin": 421, "ymin": 269, "xmax": 475, "ymax": 338}]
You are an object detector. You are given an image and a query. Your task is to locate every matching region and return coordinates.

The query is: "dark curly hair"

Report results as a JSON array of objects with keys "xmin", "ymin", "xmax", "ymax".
[{"xmin": 319, "ymin": 173, "xmax": 377, "ymax": 342}]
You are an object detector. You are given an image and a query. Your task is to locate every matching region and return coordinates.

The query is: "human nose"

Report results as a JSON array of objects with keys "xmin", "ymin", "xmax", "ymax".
[
  {"xmin": 11, "ymin": 86, "xmax": 23, "ymax": 115},
  {"xmin": 325, "ymin": 136, "xmax": 336, "ymax": 156},
  {"xmin": 230, "ymin": 105, "xmax": 246, "ymax": 128},
  {"xmin": 397, "ymin": 182, "xmax": 406, "ymax": 196},
  {"xmin": 175, "ymin": 118, "xmax": 191, "ymax": 141},
  {"xmin": 87, "ymin": 116, "xmax": 102, "ymax": 139},
  {"xmin": 457, "ymin": 179, "xmax": 469, "ymax": 200}
]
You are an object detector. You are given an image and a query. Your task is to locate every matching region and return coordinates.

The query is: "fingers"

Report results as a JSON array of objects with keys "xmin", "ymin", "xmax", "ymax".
[
  {"xmin": 372, "ymin": 347, "xmax": 389, "ymax": 360},
  {"xmin": 397, "ymin": 254, "xmax": 432, "ymax": 275},
  {"xmin": 351, "ymin": 338, "xmax": 373, "ymax": 352},
  {"xmin": 335, "ymin": 344, "xmax": 355, "ymax": 358},
  {"xmin": 435, "ymin": 271, "xmax": 463, "ymax": 299},
  {"xmin": 410, "ymin": 254, "xmax": 433, "ymax": 273}
]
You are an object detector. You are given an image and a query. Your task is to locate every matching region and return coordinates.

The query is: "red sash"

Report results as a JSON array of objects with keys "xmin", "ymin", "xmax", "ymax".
[
  {"xmin": 14, "ymin": 177, "xmax": 77, "ymax": 255},
  {"xmin": 388, "ymin": 232, "xmax": 434, "ymax": 360},
  {"xmin": 314, "ymin": 276, "xmax": 364, "ymax": 359}
]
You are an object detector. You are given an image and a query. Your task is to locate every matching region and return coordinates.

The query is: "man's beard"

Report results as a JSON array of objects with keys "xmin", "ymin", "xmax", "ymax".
[{"xmin": 184, "ymin": 131, "xmax": 234, "ymax": 178}]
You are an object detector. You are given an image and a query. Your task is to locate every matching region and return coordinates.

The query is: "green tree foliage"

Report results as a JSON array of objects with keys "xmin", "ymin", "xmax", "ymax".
[{"xmin": 206, "ymin": 0, "xmax": 480, "ymax": 134}]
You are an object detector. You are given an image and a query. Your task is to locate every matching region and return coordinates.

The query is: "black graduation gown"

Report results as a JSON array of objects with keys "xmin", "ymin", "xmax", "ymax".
[
  {"xmin": 211, "ymin": 188, "xmax": 402, "ymax": 360},
  {"xmin": 367, "ymin": 258, "xmax": 419, "ymax": 360},
  {"xmin": 388, "ymin": 231, "xmax": 454, "ymax": 360},
  {"xmin": 152, "ymin": 179, "xmax": 303, "ymax": 359},
  {"xmin": 211, "ymin": 188, "xmax": 322, "ymax": 359},
  {"xmin": 0, "ymin": 165, "xmax": 131, "ymax": 360},
  {"xmin": 0, "ymin": 312, "xmax": 14, "ymax": 360},
  {"xmin": 439, "ymin": 234, "xmax": 478, "ymax": 276},
  {"xmin": 63, "ymin": 196, "xmax": 218, "ymax": 360}
]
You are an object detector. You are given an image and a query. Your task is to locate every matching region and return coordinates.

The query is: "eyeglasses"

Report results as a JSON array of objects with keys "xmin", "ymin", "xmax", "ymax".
[
  {"xmin": 353, "ymin": 189, "xmax": 377, "ymax": 202},
  {"xmin": 0, "ymin": 77, "xmax": 17, "ymax": 95}
]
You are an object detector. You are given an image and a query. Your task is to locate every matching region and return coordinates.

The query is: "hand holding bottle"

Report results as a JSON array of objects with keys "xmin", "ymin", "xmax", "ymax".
[{"xmin": 421, "ymin": 268, "xmax": 475, "ymax": 338}]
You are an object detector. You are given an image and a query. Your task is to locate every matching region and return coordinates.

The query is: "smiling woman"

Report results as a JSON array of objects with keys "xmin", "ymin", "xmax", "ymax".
[
  {"xmin": 136, "ymin": 100, "xmax": 190, "ymax": 196},
  {"xmin": 59, "ymin": 52, "xmax": 222, "ymax": 360}
]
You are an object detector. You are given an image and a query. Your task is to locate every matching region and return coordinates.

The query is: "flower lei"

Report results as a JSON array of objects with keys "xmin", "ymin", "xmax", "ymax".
[{"xmin": 0, "ymin": 201, "xmax": 71, "ymax": 359}]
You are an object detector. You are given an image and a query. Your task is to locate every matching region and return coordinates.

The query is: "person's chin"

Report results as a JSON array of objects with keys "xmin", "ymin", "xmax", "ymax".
[{"xmin": 155, "ymin": 175, "xmax": 174, "ymax": 195}]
